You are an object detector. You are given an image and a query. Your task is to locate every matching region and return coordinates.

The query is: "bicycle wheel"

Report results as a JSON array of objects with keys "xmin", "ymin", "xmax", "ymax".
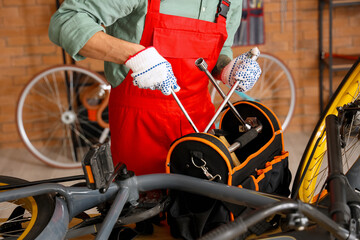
[
  {"xmin": 293, "ymin": 58, "xmax": 360, "ymax": 203},
  {"xmin": 17, "ymin": 65, "xmax": 110, "ymax": 168},
  {"xmin": 210, "ymin": 53, "xmax": 296, "ymax": 131},
  {"xmin": 0, "ymin": 176, "xmax": 55, "ymax": 239}
]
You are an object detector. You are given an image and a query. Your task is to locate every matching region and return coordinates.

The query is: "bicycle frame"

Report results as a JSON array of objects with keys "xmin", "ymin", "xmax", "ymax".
[
  {"xmin": 324, "ymin": 113, "xmax": 360, "ymax": 236},
  {"xmin": 0, "ymin": 174, "xmax": 281, "ymax": 240},
  {"xmin": 0, "ymin": 172, "xmax": 355, "ymax": 240}
]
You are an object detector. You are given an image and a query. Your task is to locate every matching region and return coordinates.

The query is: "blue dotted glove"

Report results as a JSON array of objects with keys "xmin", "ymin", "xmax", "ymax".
[
  {"xmin": 221, "ymin": 47, "xmax": 261, "ymax": 92},
  {"xmin": 125, "ymin": 47, "xmax": 180, "ymax": 95}
]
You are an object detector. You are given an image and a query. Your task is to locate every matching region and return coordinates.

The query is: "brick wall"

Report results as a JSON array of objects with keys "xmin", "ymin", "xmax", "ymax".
[
  {"xmin": 0, "ymin": 0, "xmax": 359, "ymax": 148},
  {"xmin": 233, "ymin": 0, "xmax": 360, "ymax": 132}
]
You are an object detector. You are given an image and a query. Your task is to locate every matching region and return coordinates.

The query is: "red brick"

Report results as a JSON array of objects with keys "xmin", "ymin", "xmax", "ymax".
[
  {"xmin": 7, "ymin": 36, "xmax": 39, "ymax": 46},
  {"xmin": 24, "ymin": 45, "xmax": 57, "ymax": 55},
  {"xmin": 18, "ymin": 5, "xmax": 52, "ymax": 16},
  {"xmin": 0, "ymin": 7, "xmax": 19, "ymax": 17},
  {"xmin": 3, "ymin": 0, "xmax": 36, "ymax": 6},
  {"xmin": 0, "ymin": 67, "xmax": 26, "ymax": 77},
  {"xmin": 1, "ymin": 123, "xmax": 17, "ymax": 133},
  {"xmin": 11, "ymin": 56, "xmax": 42, "ymax": 67}
]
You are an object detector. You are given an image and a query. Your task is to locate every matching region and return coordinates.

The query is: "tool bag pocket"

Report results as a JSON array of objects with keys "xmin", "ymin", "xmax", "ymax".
[
  {"xmin": 240, "ymin": 152, "xmax": 290, "ymax": 195},
  {"xmin": 165, "ymin": 101, "xmax": 291, "ymax": 239}
]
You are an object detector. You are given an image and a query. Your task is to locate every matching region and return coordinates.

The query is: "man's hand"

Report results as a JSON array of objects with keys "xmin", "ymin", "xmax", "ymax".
[
  {"xmin": 125, "ymin": 47, "xmax": 180, "ymax": 95},
  {"xmin": 221, "ymin": 47, "xmax": 261, "ymax": 92}
]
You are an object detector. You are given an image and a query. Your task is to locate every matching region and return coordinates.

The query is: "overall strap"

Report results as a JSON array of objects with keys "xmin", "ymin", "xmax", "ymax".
[
  {"xmin": 216, "ymin": 0, "xmax": 231, "ymax": 23},
  {"xmin": 148, "ymin": 0, "xmax": 160, "ymax": 13},
  {"xmin": 149, "ymin": 0, "xmax": 231, "ymax": 23}
]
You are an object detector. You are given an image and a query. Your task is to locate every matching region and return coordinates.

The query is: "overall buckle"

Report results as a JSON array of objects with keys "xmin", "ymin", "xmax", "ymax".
[{"xmin": 216, "ymin": 0, "xmax": 231, "ymax": 19}]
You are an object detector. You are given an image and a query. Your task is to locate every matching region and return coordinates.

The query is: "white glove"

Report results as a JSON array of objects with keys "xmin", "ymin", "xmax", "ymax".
[
  {"xmin": 221, "ymin": 47, "xmax": 261, "ymax": 92},
  {"xmin": 125, "ymin": 47, "xmax": 180, "ymax": 95}
]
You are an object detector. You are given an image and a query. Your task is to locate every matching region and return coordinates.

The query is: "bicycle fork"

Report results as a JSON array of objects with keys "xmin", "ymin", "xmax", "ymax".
[{"xmin": 326, "ymin": 114, "xmax": 360, "ymax": 239}]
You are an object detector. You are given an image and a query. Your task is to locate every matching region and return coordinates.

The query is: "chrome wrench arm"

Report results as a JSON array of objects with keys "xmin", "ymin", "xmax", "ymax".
[
  {"xmin": 204, "ymin": 81, "xmax": 240, "ymax": 133},
  {"xmin": 171, "ymin": 89, "xmax": 199, "ymax": 133},
  {"xmin": 195, "ymin": 58, "xmax": 251, "ymax": 131}
]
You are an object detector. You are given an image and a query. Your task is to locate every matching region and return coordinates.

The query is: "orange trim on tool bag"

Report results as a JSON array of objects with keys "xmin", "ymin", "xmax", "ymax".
[
  {"xmin": 166, "ymin": 133, "xmax": 234, "ymax": 184},
  {"xmin": 219, "ymin": 101, "xmax": 286, "ymax": 158},
  {"xmin": 253, "ymin": 152, "xmax": 289, "ymax": 187},
  {"xmin": 256, "ymin": 101, "xmax": 285, "ymax": 151},
  {"xmin": 227, "ymin": 101, "xmax": 286, "ymax": 172},
  {"xmin": 255, "ymin": 101, "xmax": 283, "ymax": 131},
  {"xmin": 221, "ymin": 101, "xmax": 285, "ymax": 150},
  {"xmin": 220, "ymin": 101, "xmax": 276, "ymax": 133},
  {"xmin": 275, "ymin": 129, "xmax": 285, "ymax": 152},
  {"xmin": 251, "ymin": 101, "xmax": 286, "ymax": 153},
  {"xmin": 274, "ymin": 130, "xmax": 282, "ymax": 135},
  {"xmin": 256, "ymin": 163, "xmax": 273, "ymax": 176},
  {"xmin": 246, "ymin": 101, "xmax": 276, "ymax": 132},
  {"xmin": 256, "ymin": 152, "xmax": 289, "ymax": 176},
  {"xmin": 233, "ymin": 132, "xmax": 276, "ymax": 172},
  {"xmin": 250, "ymin": 175, "xmax": 259, "ymax": 191}
]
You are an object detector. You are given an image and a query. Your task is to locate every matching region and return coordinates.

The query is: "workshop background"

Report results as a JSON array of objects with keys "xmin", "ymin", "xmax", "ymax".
[{"xmin": 0, "ymin": 0, "xmax": 359, "ymax": 149}]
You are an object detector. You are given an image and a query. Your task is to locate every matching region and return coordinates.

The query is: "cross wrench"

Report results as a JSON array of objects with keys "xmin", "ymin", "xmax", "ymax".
[
  {"xmin": 171, "ymin": 80, "xmax": 242, "ymax": 133},
  {"xmin": 195, "ymin": 58, "xmax": 251, "ymax": 132}
]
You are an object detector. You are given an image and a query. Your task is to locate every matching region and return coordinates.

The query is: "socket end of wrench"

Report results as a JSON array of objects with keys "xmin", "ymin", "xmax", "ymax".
[
  {"xmin": 195, "ymin": 58, "xmax": 208, "ymax": 72},
  {"xmin": 250, "ymin": 47, "xmax": 260, "ymax": 61}
]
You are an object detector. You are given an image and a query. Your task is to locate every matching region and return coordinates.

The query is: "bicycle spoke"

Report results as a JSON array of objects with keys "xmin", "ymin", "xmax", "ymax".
[
  {"xmin": 295, "ymin": 60, "xmax": 360, "ymax": 203},
  {"xmin": 46, "ymin": 74, "xmax": 66, "ymax": 113},
  {"xmin": 17, "ymin": 65, "xmax": 109, "ymax": 168},
  {"xmin": 63, "ymin": 123, "xmax": 77, "ymax": 163},
  {"xmin": 50, "ymin": 72, "xmax": 68, "ymax": 113},
  {"xmin": 22, "ymin": 103, "xmax": 61, "ymax": 120},
  {"xmin": 69, "ymin": 124, "xmax": 93, "ymax": 146},
  {"xmin": 27, "ymin": 86, "xmax": 65, "ymax": 112}
]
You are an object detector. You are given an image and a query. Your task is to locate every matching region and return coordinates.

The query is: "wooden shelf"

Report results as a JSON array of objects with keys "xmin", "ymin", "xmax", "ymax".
[
  {"xmin": 323, "ymin": 56, "xmax": 359, "ymax": 71},
  {"xmin": 319, "ymin": 0, "xmax": 360, "ymax": 112},
  {"xmin": 330, "ymin": 0, "xmax": 360, "ymax": 6}
]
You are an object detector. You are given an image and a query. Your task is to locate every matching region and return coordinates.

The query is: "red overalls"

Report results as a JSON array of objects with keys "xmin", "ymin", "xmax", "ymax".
[{"xmin": 109, "ymin": 0, "xmax": 228, "ymax": 175}]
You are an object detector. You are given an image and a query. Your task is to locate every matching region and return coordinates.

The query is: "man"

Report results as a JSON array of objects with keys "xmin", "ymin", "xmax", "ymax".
[{"xmin": 49, "ymin": 0, "xmax": 261, "ymax": 175}]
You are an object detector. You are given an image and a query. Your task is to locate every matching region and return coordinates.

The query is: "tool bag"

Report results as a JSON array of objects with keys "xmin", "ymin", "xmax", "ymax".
[{"xmin": 165, "ymin": 101, "xmax": 291, "ymax": 239}]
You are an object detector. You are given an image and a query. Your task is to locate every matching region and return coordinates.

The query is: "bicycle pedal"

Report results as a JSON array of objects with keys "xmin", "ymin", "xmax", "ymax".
[{"xmin": 82, "ymin": 140, "xmax": 114, "ymax": 190}]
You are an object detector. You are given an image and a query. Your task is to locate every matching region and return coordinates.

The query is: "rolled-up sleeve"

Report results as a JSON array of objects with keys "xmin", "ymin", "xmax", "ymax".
[{"xmin": 48, "ymin": 0, "xmax": 141, "ymax": 60}]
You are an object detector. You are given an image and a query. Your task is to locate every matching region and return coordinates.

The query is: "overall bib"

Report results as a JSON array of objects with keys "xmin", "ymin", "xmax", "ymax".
[{"xmin": 109, "ymin": 0, "xmax": 228, "ymax": 175}]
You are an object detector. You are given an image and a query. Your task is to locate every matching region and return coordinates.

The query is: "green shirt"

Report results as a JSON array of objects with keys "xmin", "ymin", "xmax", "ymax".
[{"xmin": 49, "ymin": 0, "xmax": 242, "ymax": 87}]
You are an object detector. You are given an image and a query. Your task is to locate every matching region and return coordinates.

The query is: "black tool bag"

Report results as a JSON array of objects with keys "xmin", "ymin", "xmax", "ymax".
[{"xmin": 165, "ymin": 101, "xmax": 292, "ymax": 239}]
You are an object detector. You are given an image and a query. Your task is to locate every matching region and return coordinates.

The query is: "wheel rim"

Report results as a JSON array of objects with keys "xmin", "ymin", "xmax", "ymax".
[
  {"xmin": 297, "ymin": 61, "xmax": 360, "ymax": 203},
  {"xmin": 0, "ymin": 186, "xmax": 38, "ymax": 239},
  {"xmin": 254, "ymin": 54, "xmax": 296, "ymax": 130},
  {"xmin": 17, "ymin": 65, "xmax": 110, "ymax": 168}
]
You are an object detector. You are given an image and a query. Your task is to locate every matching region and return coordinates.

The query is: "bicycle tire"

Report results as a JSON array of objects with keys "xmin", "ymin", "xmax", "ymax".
[
  {"xmin": 210, "ymin": 52, "xmax": 296, "ymax": 131},
  {"xmin": 0, "ymin": 176, "xmax": 55, "ymax": 240},
  {"xmin": 17, "ymin": 65, "xmax": 110, "ymax": 169},
  {"xmin": 292, "ymin": 58, "xmax": 360, "ymax": 203}
]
